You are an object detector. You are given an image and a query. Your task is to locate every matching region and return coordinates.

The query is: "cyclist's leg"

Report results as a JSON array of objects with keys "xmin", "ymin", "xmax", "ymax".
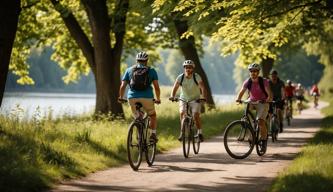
[
  {"xmin": 190, "ymin": 101, "xmax": 203, "ymax": 141},
  {"xmin": 256, "ymin": 103, "xmax": 269, "ymax": 140},
  {"xmin": 178, "ymin": 101, "xmax": 187, "ymax": 140},
  {"xmin": 139, "ymin": 98, "xmax": 158, "ymax": 141}
]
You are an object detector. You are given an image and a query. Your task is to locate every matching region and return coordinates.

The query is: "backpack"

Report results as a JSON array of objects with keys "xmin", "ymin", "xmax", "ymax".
[
  {"xmin": 129, "ymin": 65, "xmax": 150, "ymax": 91},
  {"xmin": 246, "ymin": 77, "xmax": 268, "ymax": 97},
  {"xmin": 179, "ymin": 73, "xmax": 198, "ymax": 86}
]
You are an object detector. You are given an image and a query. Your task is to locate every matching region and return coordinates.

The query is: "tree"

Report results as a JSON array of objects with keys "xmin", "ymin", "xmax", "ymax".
[
  {"xmin": 10, "ymin": 0, "xmax": 158, "ymax": 117},
  {"xmin": 169, "ymin": 0, "xmax": 333, "ymax": 78},
  {"xmin": 0, "ymin": 0, "xmax": 21, "ymax": 107}
]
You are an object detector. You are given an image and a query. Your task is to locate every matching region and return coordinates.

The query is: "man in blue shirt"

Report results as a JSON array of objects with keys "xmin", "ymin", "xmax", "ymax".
[{"xmin": 118, "ymin": 51, "xmax": 161, "ymax": 142}]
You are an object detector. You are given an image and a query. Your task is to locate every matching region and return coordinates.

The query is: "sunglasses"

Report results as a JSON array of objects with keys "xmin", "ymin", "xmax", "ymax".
[
  {"xmin": 184, "ymin": 66, "xmax": 194, "ymax": 69},
  {"xmin": 249, "ymin": 70, "xmax": 259, "ymax": 73}
]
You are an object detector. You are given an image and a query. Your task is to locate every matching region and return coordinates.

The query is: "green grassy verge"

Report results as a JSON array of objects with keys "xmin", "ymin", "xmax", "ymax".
[
  {"xmin": 269, "ymin": 99, "xmax": 333, "ymax": 192},
  {"xmin": 0, "ymin": 98, "xmax": 241, "ymax": 192}
]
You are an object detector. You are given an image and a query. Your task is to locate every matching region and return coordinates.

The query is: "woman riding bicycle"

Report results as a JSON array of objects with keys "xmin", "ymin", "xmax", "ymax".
[
  {"xmin": 169, "ymin": 60, "xmax": 207, "ymax": 142},
  {"xmin": 310, "ymin": 83, "xmax": 320, "ymax": 108},
  {"xmin": 235, "ymin": 63, "xmax": 272, "ymax": 153}
]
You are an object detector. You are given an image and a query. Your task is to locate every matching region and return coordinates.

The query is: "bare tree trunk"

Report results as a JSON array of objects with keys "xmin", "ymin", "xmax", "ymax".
[
  {"xmin": 0, "ymin": 0, "xmax": 21, "ymax": 107},
  {"xmin": 261, "ymin": 58, "xmax": 274, "ymax": 78},
  {"xmin": 173, "ymin": 19, "xmax": 215, "ymax": 109}
]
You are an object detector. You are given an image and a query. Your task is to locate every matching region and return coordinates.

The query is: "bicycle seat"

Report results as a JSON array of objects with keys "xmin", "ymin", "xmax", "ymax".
[{"xmin": 135, "ymin": 102, "xmax": 143, "ymax": 109}]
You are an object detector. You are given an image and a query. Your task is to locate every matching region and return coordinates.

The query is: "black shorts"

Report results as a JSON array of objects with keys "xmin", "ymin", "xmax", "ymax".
[{"xmin": 269, "ymin": 100, "xmax": 284, "ymax": 113}]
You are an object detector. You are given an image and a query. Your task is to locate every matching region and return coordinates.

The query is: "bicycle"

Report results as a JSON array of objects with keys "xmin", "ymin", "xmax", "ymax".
[
  {"xmin": 119, "ymin": 98, "xmax": 157, "ymax": 171},
  {"xmin": 312, "ymin": 92, "xmax": 319, "ymax": 108},
  {"xmin": 169, "ymin": 97, "xmax": 204, "ymax": 158},
  {"xmin": 223, "ymin": 100, "xmax": 268, "ymax": 159},
  {"xmin": 268, "ymin": 100, "xmax": 280, "ymax": 142}
]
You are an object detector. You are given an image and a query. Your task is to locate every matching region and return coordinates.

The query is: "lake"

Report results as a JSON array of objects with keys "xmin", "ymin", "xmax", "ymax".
[{"xmin": 0, "ymin": 92, "xmax": 235, "ymax": 119}]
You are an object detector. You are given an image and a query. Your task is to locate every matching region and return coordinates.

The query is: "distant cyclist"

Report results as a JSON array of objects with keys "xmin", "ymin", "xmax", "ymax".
[
  {"xmin": 295, "ymin": 83, "xmax": 305, "ymax": 113},
  {"xmin": 236, "ymin": 63, "xmax": 272, "ymax": 152},
  {"xmin": 169, "ymin": 60, "xmax": 207, "ymax": 142},
  {"xmin": 269, "ymin": 70, "xmax": 285, "ymax": 133},
  {"xmin": 310, "ymin": 83, "xmax": 320, "ymax": 108},
  {"xmin": 118, "ymin": 51, "xmax": 161, "ymax": 142},
  {"xmin": 284, "ymin": 80, "xmax": 295, "ymax": 117}
]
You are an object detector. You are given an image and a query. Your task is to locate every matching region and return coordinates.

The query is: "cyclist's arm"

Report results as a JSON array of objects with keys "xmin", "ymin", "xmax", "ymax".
[
  {"xmin": 236, "ymin": 87, "xmax": 246, "ymax": 101},
  {"xmin": 170, "ymin": 80, "xmax": 180, "ymax": 98},
  {"xmin": 198, "ymin": 80, "xmax": 207, "ymax": 99},
  {"xmin": 119, "ymin": 81, "xmax": 128, "ymax": 99},
  {"xmin": 265, "ymin": 85, "xmax": 272, "ymax": 102},
  {"xmin": 152, "ymin": 80, "xmax": 161, "ymax": 101}
]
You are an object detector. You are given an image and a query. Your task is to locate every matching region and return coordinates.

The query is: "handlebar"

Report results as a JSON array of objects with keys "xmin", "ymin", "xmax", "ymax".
[
  {"xmin": 236, "ymin": 100, "xmax": 269, "ymax": 105},
  {"xmin": 118, "ymin": 98, "xmax": 161, "ymax": 104},
  {"xmin": 169, "ymin": 97, "xmax": 206, "ymax": 103}
]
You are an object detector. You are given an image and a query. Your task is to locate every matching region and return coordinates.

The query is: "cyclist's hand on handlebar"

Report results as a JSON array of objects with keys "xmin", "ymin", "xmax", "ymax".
[
  {"xmin": 154, "ymin": 99, "xmax": 161, "ymax": 104},
  {"xmin": 199, "ymin": 98, "xmax": 207, "ymax": 103},
  {"xmin": 235, "ymin": 99, "xmax": 242, "ymax": 104},
  {"xmin": 169, "ymin": 97, "xmax": 177, "ymax": 102},
  {"xmin": 118, "ymin": 97, "xmax": 127, "ymax": 103}
]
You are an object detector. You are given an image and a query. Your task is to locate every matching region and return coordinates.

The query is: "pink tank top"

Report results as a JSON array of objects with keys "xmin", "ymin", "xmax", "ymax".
[{"xmin": 242, "ymin": 78, "xmax": 269, "ymax": 101}]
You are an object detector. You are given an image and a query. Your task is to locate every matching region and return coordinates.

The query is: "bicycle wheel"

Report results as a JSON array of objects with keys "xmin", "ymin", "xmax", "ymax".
[
  {"xmin": 145, "ymin": 127, "xmax": 156, "ymax": 166},
  {"xmin": 182, "ymin": 118, "xmax": 191, "ymax": 158},
  {"xmin": 192, "ymin": 124, "xmax": 200, "ymax": 154},
  {"xmin": 223, "ymin": 120, "xmax": 255, "ymax": 159},
  {"xmin": 255, "ymin": 127, "xmax": 267, "ymax": 156},
  {"xmin": 270, "ymin": 116, "xmax": 278, "ymax": 142},
  {"xmin": 127, "ymin": 122, "xmax": 142, "ymax": 171}
]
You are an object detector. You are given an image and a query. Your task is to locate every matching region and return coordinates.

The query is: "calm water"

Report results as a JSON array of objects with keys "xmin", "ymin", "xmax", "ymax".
[{"xmin": 0, "ymin": 92, "xmax": 235, "ymax": 119}]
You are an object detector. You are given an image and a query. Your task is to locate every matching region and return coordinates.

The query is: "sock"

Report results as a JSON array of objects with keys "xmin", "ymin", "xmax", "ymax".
[
  {"xmin": 198, "ymin": 129, "xmax": 202, "ymax": 134},
  {"xmin": 151, "ymin": 129, "xmax": 156, "ymax": 134}
]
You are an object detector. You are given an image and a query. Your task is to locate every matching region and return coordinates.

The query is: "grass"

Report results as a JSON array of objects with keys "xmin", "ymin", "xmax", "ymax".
[
  {"xmin": 0, "ymin": 97, "xmax": 241, "ymax": 192},
  {"xmin": 268, "ymin": 98, "xmax": 333, "ymax": 192}
]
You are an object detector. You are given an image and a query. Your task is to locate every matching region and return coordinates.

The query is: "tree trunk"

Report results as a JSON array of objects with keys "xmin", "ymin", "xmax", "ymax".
[
  {"xmin": 261, "ymin": 58, "xmax": 274, "ymax": 78},
  {"xmin": 0, "ymin": 0, "xmax": 21, "ymax": 107},
  {"xmin": 51, "ymin": 0, "xmax": 127, "ymax": 116},
  {"xmin": 173, "ymin": 19, "xmax": 215, "ymax": 109}
]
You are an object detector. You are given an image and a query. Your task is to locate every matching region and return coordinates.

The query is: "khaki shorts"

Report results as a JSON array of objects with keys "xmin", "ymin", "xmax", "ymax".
[
  {"xmin": 128, "ymin": 98, "xmax": 156, "ymax": 116},
  {"xmin": 179, "ymin": 100, "xmax": 201, "ymax": 115},
  {"xmin": 250, "ymin": 103, "xmax": 269, "ymax": 120}
]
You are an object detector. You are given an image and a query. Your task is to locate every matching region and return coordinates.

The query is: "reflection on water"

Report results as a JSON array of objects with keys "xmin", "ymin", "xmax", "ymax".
[{"xmin": 0, "ymin": 92, "xmax": 235, "ymax": 119}]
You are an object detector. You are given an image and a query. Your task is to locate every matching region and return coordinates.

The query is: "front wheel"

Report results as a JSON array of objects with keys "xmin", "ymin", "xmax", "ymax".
[
  {"xmin": 182, "ymin": 118, "xmax": 191, "ymax": 158},
  {"xmin": 145, "ymin": 128, "xmax": 156, "ymax": 166},
  {"xmin": 223, "ymin": 120, "xmax": 255, "ymax": 159},
  {"xmin": 192, "ymin": 124, "xmax": 200, "ymax": 154},
  {"xmin": 270, "ymin": 116, "xmax": 279, "ymax": 142}
]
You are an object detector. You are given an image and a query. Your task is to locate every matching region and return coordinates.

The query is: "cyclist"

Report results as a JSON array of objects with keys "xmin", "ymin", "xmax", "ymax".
[
  {"xmin": 284, "ymin": 80, "xmax": 295, "ymax": 117},
  {"xmin": 118, "ymin": 51, "xmax": 161, "ymax": 142},
  {"xmin": 269, "ymin": 70, "xmax": 285, "ymax": 133},
  {"xmin": 169, "ymin": 60, "xmax": 207, "ymax": 142},
  {"xmin": 295, "ymin": 83, "xmax": 305, "ymax": 112},
  {"xmin": 310, "ymin": 83, "xmax": 320, "ymax": 108},
  {"xmin": 236, "ymin": 63, "xmax": 272, "ymax": 152}
]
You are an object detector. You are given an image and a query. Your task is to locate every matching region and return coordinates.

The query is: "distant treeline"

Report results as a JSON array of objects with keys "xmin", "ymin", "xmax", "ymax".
[{"xmin": 5, "ymin": 46, "xmax": 323, "ymax": 94}]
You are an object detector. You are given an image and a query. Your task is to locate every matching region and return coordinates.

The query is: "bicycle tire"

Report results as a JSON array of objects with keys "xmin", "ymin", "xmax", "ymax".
[
  {"xmin": 182, "ymin": 118, "xmax": 191, "ymax": 158},
  {"xmin": 127, "ymin": 122, "xmax": 142, "ymax": 171},
  {"xmin": 192, "ymin": 124, "xmax": 200, "ymax": 154},
  {"xmin": 223, "ymin": 120, "xmax": 255, "ymax": 159},
  {"xmin": 145, "ymin": 127, "xmax": 156, "ymax": 166},
  {"xmin": 270, "ymin": 116, "xmax": 279, "ymax": 142}
]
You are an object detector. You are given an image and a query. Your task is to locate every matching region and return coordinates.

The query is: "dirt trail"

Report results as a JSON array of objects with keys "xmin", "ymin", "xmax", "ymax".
[{"xmin": 52, "ymin": 102, "xmax": 327, "ymax": 192}]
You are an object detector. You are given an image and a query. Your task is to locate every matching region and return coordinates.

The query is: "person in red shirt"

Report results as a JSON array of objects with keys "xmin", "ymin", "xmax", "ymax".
[
  {"xmin": 310, "ymin": 84, "xmax": 320, "ymax": 108},
  {"xmin": 284, "ymin": 80, "xmax": 295, "ymax": 116}
]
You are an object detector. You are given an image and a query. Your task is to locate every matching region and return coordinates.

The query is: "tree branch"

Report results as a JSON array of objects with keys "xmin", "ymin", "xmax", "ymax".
[{"xmin": 49, "ymin": 0, "xmax": 96, "ymax": 73}]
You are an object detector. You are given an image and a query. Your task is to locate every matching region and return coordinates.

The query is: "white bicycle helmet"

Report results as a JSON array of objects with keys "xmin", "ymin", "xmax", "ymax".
[
  {"xmin": 136, "ymin": 51, "xmax": 148, "ymax": 61},
  {"xmin": 248, "ymin": 63, "xmax": 260, "ymax": 71},
  {"xmin": 183, "ymin": 60, "xmax": 195, "ymax": 68}
]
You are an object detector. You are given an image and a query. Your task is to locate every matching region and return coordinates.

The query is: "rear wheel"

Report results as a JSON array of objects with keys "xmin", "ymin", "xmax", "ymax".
[
  {"xmin": 182, "ymin": 118, "xmax": 191, "ymax": 158},
  {"xmin": 223, "ymin": 120, "xmax": 255, "ymax": 159},
  {"xmin": 127, "ymin": 123, "xmax": 142, "ymax": 171}
]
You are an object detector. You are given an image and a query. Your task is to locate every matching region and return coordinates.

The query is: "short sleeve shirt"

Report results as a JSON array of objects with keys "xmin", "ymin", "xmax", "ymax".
[
  {"xmin": 176, "ymin": 73, "xmax": 202, "ymax": 101},
  {"xmin": 270, "ymin": 79, "xmax": 285, "ymax": 100},
  {"xmin": 242, "ymin": 78, "xmax": 269, "ymax": 101},
  {"xmin": 122, "ymin": 64, "xmax": 158, "ymax": 99}
]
